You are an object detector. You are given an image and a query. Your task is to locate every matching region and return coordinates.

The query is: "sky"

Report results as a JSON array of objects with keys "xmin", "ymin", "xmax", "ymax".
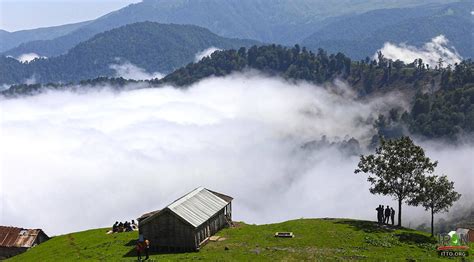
[{"xmin": 0, "ymin": 0, "xmax": 141, "ymax": 32}]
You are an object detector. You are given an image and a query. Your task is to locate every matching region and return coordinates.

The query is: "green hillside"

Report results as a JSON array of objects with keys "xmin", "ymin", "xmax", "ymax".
[
  {"xmin": 0, "ymin": 22, "xmax": 259, "ymax": 85},
  {"xmin": 8, "ymin": 218, "xmax": 471, "ymax": 261}
]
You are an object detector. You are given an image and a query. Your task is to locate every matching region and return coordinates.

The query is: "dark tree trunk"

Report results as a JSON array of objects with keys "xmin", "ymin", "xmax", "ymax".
[
  {"xmin": 431, "ymin": 207, "xmax": 434, "ymax": 237},
  {"xmin": 398, "ymin": 199, "xmax": 402, "ymax": 227}
]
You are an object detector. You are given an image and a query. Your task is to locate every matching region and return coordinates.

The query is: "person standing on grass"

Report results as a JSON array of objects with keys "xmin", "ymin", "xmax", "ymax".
[
  {"xmin": 376, "ymin": 205, "xmax": 383, "ymax": 224},
  {"xmin": 381, "ymin": 205, "xmax": 385, "ymax": 224},
  {"xmin": 144, "ymin": 238, "xmax": 150, "ymax": 260},
  {"xmin": 390, "ymin": 207, "xmax": 395, "ymax": 225},
  {"xmin": 136, "ymin": 240, "xmax": 144, "ymax": 261},
  {"xmin": 384, "ymin": 206, "xmax": 391, "ymax": 224}
]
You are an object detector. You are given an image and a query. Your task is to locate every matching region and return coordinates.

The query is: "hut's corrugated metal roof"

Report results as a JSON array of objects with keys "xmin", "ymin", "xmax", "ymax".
[
  {"xmin": 0, "ymin": 226, "xmax": 45, "ymax": 248},
  {"xmin": 0, "ymin": 227, "xmax": 21, "ymax": 247},
  {"xmin": 167, "ymin": 187, "xmax": 229, "ymax": 228}
]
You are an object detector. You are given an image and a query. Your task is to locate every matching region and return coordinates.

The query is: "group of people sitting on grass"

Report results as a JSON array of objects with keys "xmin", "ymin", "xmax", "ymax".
[
  {"xmin": 376, "ymin": 205, "xmax": 395, "ymax": 225},
  {"xmin": 111, "ymin": 220, "xmax": 138, "ymax": 233}
]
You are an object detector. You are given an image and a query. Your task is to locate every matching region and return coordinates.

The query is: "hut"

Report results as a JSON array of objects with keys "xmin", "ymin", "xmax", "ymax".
[
  {"xmin": 0, "ymin": 226, "xmax": 49, "ymax": 259},
  {"xmin": 138, "ymin": 187, "xmax": 233, "ymax": 251}
]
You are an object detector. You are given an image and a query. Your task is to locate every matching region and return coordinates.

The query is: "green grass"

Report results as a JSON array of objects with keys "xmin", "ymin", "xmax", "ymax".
[{"xmin": 8, "ymin": 218, "xmax": 473, "ymax": 261}]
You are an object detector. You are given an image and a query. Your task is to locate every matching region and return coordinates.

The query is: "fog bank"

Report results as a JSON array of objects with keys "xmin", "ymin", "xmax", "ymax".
[
  {"xmin": 0, "ymin": 74, "xmax": 471, "ymax": 235},
  {"xmin": 110, "ymin": 62, "xmax": 164, "ymax": 80},
  {"xmin": 195, "ymin": 47, "xmax": 221, "ymax": 62},
  {"xmin": 376, "ymin": 35, "xmax": 462, "ymax": 67},
  {"xmin": 14, "ymin": 53, "xmax": 46, "ymax": 63}
]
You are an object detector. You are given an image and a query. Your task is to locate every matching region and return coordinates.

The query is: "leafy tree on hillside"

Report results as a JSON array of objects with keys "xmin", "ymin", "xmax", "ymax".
[
  {"xmin": 355, "ymin": 136, "xmax": 437, "ymax": 227},
  {"xmin": 408, "ymin": 175, "xmax": 461, "ymax": 236}
]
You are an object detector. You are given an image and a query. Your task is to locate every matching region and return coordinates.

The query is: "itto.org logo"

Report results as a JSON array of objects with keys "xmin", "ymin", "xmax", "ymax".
[{"xmin": 437, "ymin": 229, "xmax": 470, "ymax": 257}]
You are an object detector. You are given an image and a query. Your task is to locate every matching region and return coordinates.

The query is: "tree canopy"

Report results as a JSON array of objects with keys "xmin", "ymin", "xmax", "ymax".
[{"xmin": 408, "ymin": 175, "xmax": 461, "ymax": 236}]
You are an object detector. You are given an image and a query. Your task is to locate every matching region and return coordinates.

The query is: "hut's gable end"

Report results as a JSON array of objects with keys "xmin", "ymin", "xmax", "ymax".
[
  {"xmin": 33, "ymin": 230, "xmax": 49, "ymax": 247},
  {"xmin": 140, "ymin": 209, "xmax": 195, "ymax": 250}
]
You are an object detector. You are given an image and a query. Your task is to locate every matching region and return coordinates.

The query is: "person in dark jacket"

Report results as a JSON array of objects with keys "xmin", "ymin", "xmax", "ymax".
[
  {"xmin": 112, "ymin": 221, "xmax": 119, "ymax": 233},
  {"xmin": 390, "ymin": 207, "xmax": 395, "ymax": 225},
  {"xmin": 384, "ymin": 206, "xmax": 391, "ymax": 224},
  {"xmin": 376, "ymin": 205, "xmax": 383, "ymax": 224},
  {"xmin": 381, "ymin": 205, "xmax": 385, "ymax": 224}
]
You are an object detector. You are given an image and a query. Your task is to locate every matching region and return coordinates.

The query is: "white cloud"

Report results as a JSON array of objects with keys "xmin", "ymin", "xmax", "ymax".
[
  {"xmin": 110, "ymin": 62, "xmax": 164, "ymax": 80},
  {"xmin": 16, "ymin": 53, "xmax": 46, "ymax": 63},
  {"xmin": 194, "ymin": 47, "xmax": 222, "ymax": 62},
  {"xmin": 0, "ymin": 85, "xmax": 10, "ymax": 92},
  {"xmin": 23, "ymin": 75, "xmax": 37, "ymax": 85},
  {"xmin": 376, "ymin": 35, "xmax": 462, "ymax": 67},
  {"xmin": 0, "ymin": 73, "xmax": 471, "ymax": 235}
]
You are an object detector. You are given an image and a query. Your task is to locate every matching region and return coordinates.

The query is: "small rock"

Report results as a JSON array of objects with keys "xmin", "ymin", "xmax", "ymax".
[{"xmin": 251, "ymin": 248, "xmax": 261, "ymax": 255}]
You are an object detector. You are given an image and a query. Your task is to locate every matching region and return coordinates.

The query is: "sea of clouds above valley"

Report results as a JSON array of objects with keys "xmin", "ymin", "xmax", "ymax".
[{"xmin": 1, "ymin": 74, "xmax": 472, "ymax": 235}]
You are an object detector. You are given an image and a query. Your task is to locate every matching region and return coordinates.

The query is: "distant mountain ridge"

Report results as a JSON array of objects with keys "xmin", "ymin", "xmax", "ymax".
[
  {"xmin": 0, "ymin": 21, "xmax": 91, "ymax": 53},
  {"xmin": 301, "ymin": 1, "xmax": 473, "ymax": 59},
  {"xmin": 1, "ymin": 0, "xmax": 460, "ymax": 58},
  {"xmin": 0, "ymin": 22, "xmax": 259, "ymax": 85}
]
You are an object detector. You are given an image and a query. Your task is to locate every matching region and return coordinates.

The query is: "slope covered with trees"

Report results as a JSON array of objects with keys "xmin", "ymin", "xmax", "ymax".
[
  {"xmin": 157, "ymin": 45, "xmax": 474, "ymax": 141},
  {"xmin": 370, "ymin": 59, "xmax": 474, "ymax": 140},
  {"xmin": 404, "ymin": 83, "xmax": 474, "ymax": 139},
  {"xmin": 0, "ymin": 22, "xmax": 259, "ymax": 85},
  {"xmin": 156, "ymin": 44, "xmax": 352, "ymax": 86}
]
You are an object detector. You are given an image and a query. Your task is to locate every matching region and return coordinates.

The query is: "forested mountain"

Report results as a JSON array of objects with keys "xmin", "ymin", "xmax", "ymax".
[
  {"xmin": 375, "ymin": 69, "xmax": 474, "ymax": 141},
  {"xmin": 1, "ymin": 0, "xmax": 459, "ymax": 58},
  {"xmin": 4, "ymin": 45, "xmax": 473, "ymax": 140},
  {"xmin": 155, "ymin": 45, "xmax": 352, "ymax": 86},
  {"xmin": 0, "ymin": 22, "xmax": 259, "ymax": 85},
  {"xmin": 302, "ymin": 1, "xmax": 473, "ymax": 59},
  {"xmin": 0, "ymin": 21, "xmax": 90, "ymax": 53}
]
